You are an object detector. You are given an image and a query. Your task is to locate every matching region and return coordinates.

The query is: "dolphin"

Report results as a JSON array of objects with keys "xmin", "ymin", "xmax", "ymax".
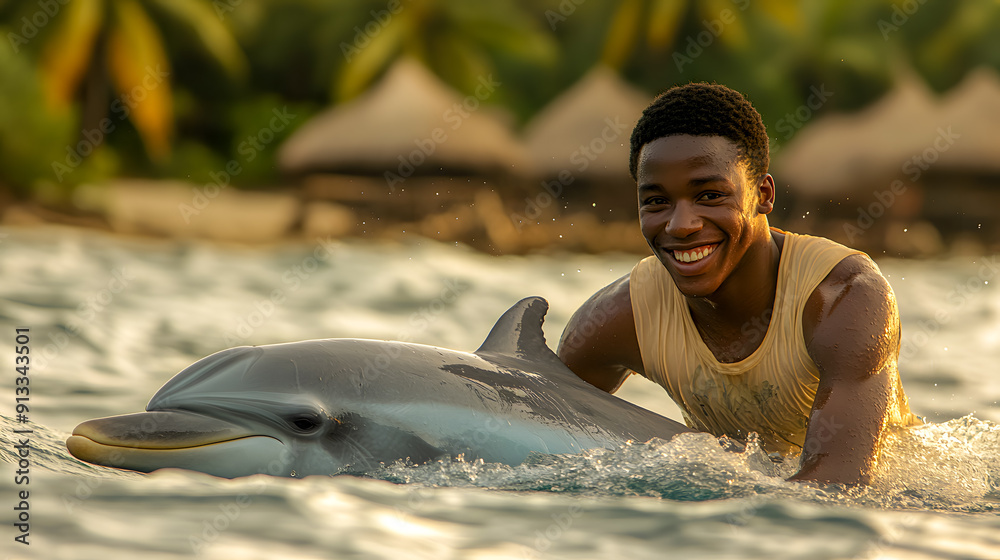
[{"xmin": 66, "ymin": 297, "xmax": 693, "ymax": 478}]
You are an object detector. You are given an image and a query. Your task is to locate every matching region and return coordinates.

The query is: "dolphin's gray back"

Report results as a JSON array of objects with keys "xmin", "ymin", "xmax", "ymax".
[
  {"xmin": 470, "ymin": 297, "xmax": 690, "ymax": 444},
  {"xmin": 322, "ymin": 297, "xmax": 691, "ymax": 458},
  {"xmin": 149, "ymin": 297, "xmax": 691, "ymax": 467}
]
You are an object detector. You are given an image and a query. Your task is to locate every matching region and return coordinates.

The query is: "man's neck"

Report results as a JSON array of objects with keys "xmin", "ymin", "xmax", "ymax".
[{"xmin": 687, "ymin": 228, "xmax": 783, "ymax": 332}]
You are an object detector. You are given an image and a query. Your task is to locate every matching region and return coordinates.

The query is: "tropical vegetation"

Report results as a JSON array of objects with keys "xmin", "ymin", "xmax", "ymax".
[{"xmin": 0, "ymin": 0, "xmax": 998, "ymax": 199}]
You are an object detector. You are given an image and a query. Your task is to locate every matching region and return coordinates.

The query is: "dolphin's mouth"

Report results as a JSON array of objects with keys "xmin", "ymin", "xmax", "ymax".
[{"xmin": 66, "ymin": 410, "xmax": 288, "ymax": 478}]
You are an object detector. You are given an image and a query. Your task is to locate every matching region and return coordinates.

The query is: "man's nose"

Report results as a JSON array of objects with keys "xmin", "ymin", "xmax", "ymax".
[{"xmin": 665, "ymin": 201, "xmax": 703, "ymax": 238}]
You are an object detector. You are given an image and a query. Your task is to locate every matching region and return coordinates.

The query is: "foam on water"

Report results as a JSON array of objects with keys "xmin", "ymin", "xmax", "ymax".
[{"xmin": 364, "ymin": 417, "xmax": 1000, "ymax": 512}]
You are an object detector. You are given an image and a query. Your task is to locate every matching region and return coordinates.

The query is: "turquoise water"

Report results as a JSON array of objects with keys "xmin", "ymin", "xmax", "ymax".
[{"xmin": 1, "ymin": 226, "xmax": 999, "ymax": 559}]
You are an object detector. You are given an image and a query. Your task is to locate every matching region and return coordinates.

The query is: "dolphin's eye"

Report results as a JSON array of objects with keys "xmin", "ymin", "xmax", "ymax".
[{"xmin": 287, "ymin": 413, "xmax": 322, "ymax": 433}]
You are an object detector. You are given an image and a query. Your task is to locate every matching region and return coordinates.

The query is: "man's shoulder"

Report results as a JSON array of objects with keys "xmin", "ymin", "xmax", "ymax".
[
  {"xmin": 817, "ymin": 252, "xmax": 885, "ymax": 292},
  {"xmin": 587, "ymin": 272, "xmax": 633, "ymax": 315},
  {"xmin": 780, "ymin": 229, "xmax": 863, "ymax": 258},
  {"xmin": 804, "ymin": 251, "xmax": 895, "ymax": 345},
  {"xmin": 778, "ymin": 229, "xmax": 876, "ymax": 289}
]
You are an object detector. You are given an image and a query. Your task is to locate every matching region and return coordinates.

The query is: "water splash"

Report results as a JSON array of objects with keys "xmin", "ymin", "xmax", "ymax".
[
  {"xmin": 367, "ymin": 418, "xmax": 1000, "ymax": 512},
  {"xmin": 870, "ymin": 415, "xmax": 1000, "ymax": 511}
]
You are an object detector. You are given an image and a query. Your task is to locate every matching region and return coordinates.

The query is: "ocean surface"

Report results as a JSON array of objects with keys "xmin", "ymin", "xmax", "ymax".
[{"xmin": 1, "ymin": 226, "xmax": 998, "ymax": 560}]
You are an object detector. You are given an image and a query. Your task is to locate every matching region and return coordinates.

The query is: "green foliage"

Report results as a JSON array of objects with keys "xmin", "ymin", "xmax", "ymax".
[
  {"xmin": 223, "ymin": 95, "xmax": 316, "ymax": 186},
  {"xmin": 2, "ymin": 0, "xmax": 999, "ymax": 196},
  {"xmin": 0, "ymin": 31, "xmax": 116, "ymax": 196}
]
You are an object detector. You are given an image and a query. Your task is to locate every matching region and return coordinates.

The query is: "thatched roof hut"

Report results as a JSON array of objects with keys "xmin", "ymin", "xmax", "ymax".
[
  {"xmin": 774, "ymin": 67, "xmax": 1000, "ymax": 255},
  {"xmin": 523, "ymin": 65, "xmax": 649, "ymax": 181},
  {"xmin": 775, "ymin": 67, "xmax": 1000, "ymax": 195},
  {"xmin": 934, "ymin": 67, "xmax": 1000, "ymax": 173},
  {"xmin": 278, "ymin": 58, "xmax": 531, "ymax": 177},
  {"xmin": 774, "ymin": 75, "xmax": 939, "ymax": 196}
]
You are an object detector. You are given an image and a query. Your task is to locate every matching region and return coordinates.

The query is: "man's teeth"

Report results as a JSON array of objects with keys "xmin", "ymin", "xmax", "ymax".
[{"xmin": 673, "ymin": 245, "xmax": 715, "ymax": 263}]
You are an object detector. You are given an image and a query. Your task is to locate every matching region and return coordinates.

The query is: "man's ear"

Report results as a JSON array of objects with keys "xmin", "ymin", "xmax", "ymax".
[{"xmin": 756, "ymin": 173, "xmax": 775, "ymax": 215}]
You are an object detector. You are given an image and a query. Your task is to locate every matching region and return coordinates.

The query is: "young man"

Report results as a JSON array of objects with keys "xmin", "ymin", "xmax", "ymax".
[{"xmin": 557, "ymin": 83, "xmax": 921, "ymax": 486}]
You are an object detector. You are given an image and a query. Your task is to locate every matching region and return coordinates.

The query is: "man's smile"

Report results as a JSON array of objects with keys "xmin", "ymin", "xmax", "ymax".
[
  {"xmin": 670, "ymin": 242, "xmax": 719, "ymax": 263},
  {"xmin": 663, "ymin": 241, "xmax": 722, "ymax": 275}
]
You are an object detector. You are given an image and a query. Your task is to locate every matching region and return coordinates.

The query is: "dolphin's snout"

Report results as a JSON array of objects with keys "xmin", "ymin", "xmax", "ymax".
[
  {"xmin": 66, "ymin": 410, "xmax": 286, "ymax": 477},
  {"xmin": 70, "ymin": 410, "xmax": 253, "ymax": 449}
]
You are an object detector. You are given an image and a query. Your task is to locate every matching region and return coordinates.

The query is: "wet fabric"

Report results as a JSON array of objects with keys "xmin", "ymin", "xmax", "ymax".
[{"xmin": 630, "ymin": 230, "xmax": 919, "ymax": 454}]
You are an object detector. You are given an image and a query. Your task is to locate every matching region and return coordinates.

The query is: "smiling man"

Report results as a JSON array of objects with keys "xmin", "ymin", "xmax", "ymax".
[{"xmin": 557, "ymin": 83, "xmax": 921, "ymax": 485}]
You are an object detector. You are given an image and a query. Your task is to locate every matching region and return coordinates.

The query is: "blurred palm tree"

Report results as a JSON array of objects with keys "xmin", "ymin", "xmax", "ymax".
[
  {"xmin": 38, "ymin": 0, "xmax": 247, "ymax": 162},
  {"xmin": 599, "ymin": 0, "xmax": 803, "ymax": 69},
  {"xmin": 884, "ymin": 0, "xmax": 1000, "ymax": 91},
  {"xmin": 334, "ymin": 0, "xmax": 558, "ymax": 101}
]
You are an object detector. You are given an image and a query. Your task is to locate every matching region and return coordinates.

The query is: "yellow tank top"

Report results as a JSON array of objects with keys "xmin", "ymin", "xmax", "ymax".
[{"xmin": 630, "ymin": 231, "xmax": 914, "ymax": 455}]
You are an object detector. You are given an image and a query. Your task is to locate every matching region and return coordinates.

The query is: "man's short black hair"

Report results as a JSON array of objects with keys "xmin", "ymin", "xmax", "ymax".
[{"xmin": 628, "ymin": 82, "xmax": 769, "ymax": 185}]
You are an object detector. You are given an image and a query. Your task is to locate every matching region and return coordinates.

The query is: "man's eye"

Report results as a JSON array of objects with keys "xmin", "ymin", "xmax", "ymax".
[
  {"xmin": 644, "ymin": 197, "xmax": 668, "ymax": 206},
  {"xmin": 700, "ymin": 192, "xmax": 723, "ymax": 201}
]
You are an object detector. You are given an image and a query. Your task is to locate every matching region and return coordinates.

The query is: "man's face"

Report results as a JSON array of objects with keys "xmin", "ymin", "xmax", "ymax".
[{"xmin": 636, "ymin": 134, "xmax": 773, "ymax": 298}]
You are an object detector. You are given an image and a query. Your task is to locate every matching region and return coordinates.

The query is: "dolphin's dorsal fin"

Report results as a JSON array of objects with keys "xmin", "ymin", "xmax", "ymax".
[{"xmin": 474, "ymin": 297, "xmax": 572, "ymax": 376}]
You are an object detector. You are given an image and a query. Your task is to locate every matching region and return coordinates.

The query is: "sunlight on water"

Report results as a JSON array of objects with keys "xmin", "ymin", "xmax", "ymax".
[
  {"xmin": 367, "ymin": 418, "xmax": 1000, "ymax": 513},
  {"xmin": 873, "ymin": 416, "xmax": 1000, "ymax": 510},
  {"xmin": 2, "ymin": 227, "xmax": 999, "ymax": 559}
]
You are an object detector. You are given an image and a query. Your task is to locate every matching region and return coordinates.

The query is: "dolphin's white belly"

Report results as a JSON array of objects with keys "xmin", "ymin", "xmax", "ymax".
[{"xmin": 369, "ymin": 402, "xmax": 621, "ymax": 464}]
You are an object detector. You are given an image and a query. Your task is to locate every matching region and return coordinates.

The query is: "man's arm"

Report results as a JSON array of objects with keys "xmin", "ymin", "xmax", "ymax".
[
  {"xmin": 557, "ymin": 274, "xmax": 645, "ymax": 393},
  {"xmin": 790, "ymin": 254, "xmax": 902, "ymax": 486}
]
